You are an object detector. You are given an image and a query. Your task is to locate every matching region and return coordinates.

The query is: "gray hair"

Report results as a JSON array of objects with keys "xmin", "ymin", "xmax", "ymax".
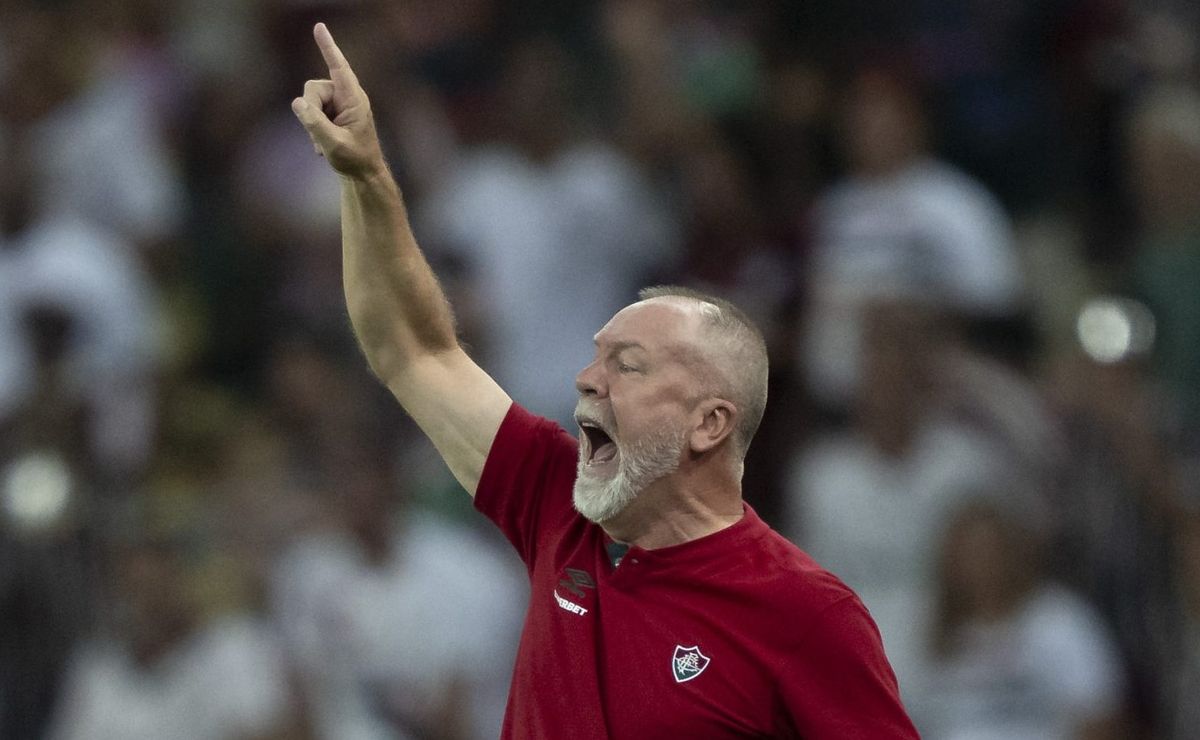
[{"xmin": 637, "ymin": 285, "xmax": 769, "ymax": 459}]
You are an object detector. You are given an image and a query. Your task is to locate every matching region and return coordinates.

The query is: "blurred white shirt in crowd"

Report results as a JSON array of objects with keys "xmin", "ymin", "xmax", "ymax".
[
  {"xmin": 916, "ymin": 585, "xmax": 1125, "ymax": 740},
  {"xmin": 0, "ymin": 213, "xmax": 159, "ymax": 469},
  {"xmin": 46, "ymin": 616, "xmax": 291, "ymax": 740},
  {"xmin": 784, "ymin": 416, "xmax": 1012, "ymax": 700},
  {"xmin": 804, "ymin": 158, "xmax": 1023, "ymax": 407},
  {"xmin": 0, "ymin": 251, "xmax": 32, "ymax": 419},
  {"xmin": 420, "ymin": 143, "xmax": 678, "ymax": 426},
  {"xmin": 274, "ymin": 512, "xmax": 525, "ymax": 740},
  {"xmin": 28, "ymin": 57, "xmax": 183, "ymax": 248},
  {"xmin": 1165, "ymin": 620, "xmax": 1200, "ymax": 739}
]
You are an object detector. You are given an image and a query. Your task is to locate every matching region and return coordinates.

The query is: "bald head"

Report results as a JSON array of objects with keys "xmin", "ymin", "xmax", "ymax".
[{"xmin": 635, "ymin": 286, "xmax": 769, "ymax": 459}]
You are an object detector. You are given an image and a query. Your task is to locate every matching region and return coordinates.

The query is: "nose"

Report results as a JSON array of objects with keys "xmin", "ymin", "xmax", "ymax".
[{"xmin": 575, "ymin": 358, "xmax": 606, "ymax": 398}]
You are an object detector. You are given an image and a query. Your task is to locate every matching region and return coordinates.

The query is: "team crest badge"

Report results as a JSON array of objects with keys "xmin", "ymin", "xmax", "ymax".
[{"xmin": 672, "ymin": 645, "xmax": 711, "ymax": 683}]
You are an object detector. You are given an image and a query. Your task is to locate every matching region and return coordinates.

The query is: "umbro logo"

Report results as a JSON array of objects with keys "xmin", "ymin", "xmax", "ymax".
[
  {"xmin": 554, "ymin": 568, "xmax": 595, "ymax": 617},
  {"xmin": 558, "ymin": 568, "xmax": 595, "ymax": 598}
]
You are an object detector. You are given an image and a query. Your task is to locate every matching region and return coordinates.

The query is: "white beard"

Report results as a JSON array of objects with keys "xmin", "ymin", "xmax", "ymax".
[{"xmin": 572, "ymin": 424, "xmax": 688, "ymax": 524}]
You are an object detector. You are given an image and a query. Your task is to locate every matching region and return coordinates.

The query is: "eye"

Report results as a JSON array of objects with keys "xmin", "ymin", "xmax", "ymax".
[{"xmin": 618, "ymin": 363, "xmax": 639, "ymax": 374}]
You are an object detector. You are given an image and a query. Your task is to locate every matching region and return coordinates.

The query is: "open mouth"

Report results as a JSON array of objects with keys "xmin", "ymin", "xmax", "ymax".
[{"xmin": 580, "ymin": 421, "xmax": 618, "ymax": 465}]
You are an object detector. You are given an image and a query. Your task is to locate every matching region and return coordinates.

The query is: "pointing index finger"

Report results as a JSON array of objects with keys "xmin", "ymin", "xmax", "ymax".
[{"xmin": 314, "ymin": 22, "xmax": 354, "ymax": 81}]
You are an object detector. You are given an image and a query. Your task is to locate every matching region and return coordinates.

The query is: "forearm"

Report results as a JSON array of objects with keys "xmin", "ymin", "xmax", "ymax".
[
  {"xmin": 292, "ymin": 22, "xmax": 510, "ymax": 495},
  {"xmin": 340, "ymin": 165, "xmax": 458, "ymax": 381}
]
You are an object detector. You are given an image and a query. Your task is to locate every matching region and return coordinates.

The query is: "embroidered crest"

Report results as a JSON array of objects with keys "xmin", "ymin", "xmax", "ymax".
[{"xmin": 672, "ymin": 645, "xmax": 711, "ymax": 683}]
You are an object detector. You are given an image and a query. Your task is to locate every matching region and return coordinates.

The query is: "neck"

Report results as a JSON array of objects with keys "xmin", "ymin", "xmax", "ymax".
[
  {"xmin": 130, "ymin": 614, "xmax": 193, "ymax": 669},
  {"xmin": 857, "ymin": 149, "xmax": 922, "ymax": 179},
  {"xmin": 355, "ymin": 524, "xmax": 396, "ymax": 568},
  {"xmin": 601, "ymin": 464, "xmax": 744, "ymax": 550}
]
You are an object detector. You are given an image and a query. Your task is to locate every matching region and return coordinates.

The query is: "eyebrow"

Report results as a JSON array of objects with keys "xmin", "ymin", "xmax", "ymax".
[{"xmin": 593, "ymin": 338, "xmax": 648, "ymax": 355}]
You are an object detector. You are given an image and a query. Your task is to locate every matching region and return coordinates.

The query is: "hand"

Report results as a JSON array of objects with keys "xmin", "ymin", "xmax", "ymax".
[{"xmin": 292, "ymin": 23, "xmax": 385, "ymax": 179}]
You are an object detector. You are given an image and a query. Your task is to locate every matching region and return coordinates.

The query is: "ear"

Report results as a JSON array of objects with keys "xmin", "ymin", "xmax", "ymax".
[{"xmin": 689, "ymin": 399, "xmax": 738, "ymax": 454}]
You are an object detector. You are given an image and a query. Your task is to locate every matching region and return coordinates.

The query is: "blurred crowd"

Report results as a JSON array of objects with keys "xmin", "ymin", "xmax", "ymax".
[{"xmin": 1, "ymin": 0, "xmax": 1199, "ymax": 738}]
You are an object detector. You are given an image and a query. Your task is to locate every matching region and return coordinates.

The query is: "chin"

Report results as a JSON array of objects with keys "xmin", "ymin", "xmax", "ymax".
[
  {"xmin": 572, "ymin": 470, "xmax": 639, "ymax": 524},
  {"xmin": 572, "ymin": 425, "xmax": 688, "ymax": 525}
]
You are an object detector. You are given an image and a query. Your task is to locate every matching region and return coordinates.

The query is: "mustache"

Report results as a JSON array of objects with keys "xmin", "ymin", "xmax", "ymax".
[{"xmin": 573, "ymin": 401, "xmax": 617, "ymax": 434}]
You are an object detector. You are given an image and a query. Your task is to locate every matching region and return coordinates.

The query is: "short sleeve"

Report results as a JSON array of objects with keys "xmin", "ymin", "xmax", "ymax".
[
  {"xmin": 474, "ymin": 403, "xmax": 581, "ymax": 570},
  {"xmin": 776, "ymin": 596, "xmax": 920, "ymax": 739}
]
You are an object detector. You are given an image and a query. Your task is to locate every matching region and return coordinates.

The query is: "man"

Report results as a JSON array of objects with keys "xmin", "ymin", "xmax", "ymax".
[
  {"xmin": 47, "ymin": 536, "xmax": 297, "ymax": 740},
  {"xmin": 291, "ymin": 23, "xmax": 918, "ymax": 738}
]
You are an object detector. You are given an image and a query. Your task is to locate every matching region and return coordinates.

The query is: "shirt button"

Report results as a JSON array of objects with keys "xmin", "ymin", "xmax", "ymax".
[{"xmin": 631, "ymin": 558, "xmax": 640, "ymax": 564}]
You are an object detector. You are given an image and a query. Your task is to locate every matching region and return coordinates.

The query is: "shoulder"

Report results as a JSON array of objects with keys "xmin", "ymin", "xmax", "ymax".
[
  {"xmin": 193, "ymin": 615, "xmax": 286, "ymax": 673},
  {"xmin": 735, "ymin": 532, "xmax": 908, "ymax": 709},
  {"xmin": 480, "ymin": 403, "xmax": 579, "ymax": 486},
  {"xmin": 1020, "ymin": 584, "xmax": 1114, "ymax": 645},
  {"xmin": 495, "ymin": 401, "xmax": 577, "ymax": 449},
  {"xmin": 1017, "ymin": 585, "xmax": 1126, "ymax": 705},
  {"xmin": 557, "ymin": 141, "xmax": 635, "ymax": 178},
  {"xmin": 740, "ymin": 526, "xmax": 897, "ymax": 660},
  {"xmin": 725, "ymin": 525, "xmax": 864, "ymax": 631},
  {"xmin": 274, "ymin": 531, "xmax": 359, "ymax": 589},
  {"xmin": 480, "ymin": 403, "xmax": 579, "ymax": 485},
  {"xmin": 474, "ymin": 403, "xmax": 583, "ymax": 566},
  {"xmin": 788, "ymin": 432, "xmax": 879, "ymax": 492},
  {"xmin": 907, "ymin": 160, "xmax": 1009, "ymax": 217}
]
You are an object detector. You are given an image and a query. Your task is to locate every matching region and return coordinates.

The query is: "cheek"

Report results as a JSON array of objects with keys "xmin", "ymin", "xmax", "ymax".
[
  {"xmin": 610, "ymin": 375, "xmax": 694, "ymax": 436},
  {"xmin": 615, "ymin": 407, "xmax": 686, "ymax": 447}
]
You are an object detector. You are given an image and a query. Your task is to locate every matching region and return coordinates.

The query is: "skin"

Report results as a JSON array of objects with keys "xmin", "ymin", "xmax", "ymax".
[
  {"xmin": 936, "ymin": 509, "xmax": 1129, "ymax": 740},
  {"xmin": 291, "ymin": 24, "xmax": 744, "ymax": 550},
  {"xmin": 292, "ymin": 23, "xmax": 511, "ymax": 498},
  {"xmin": 841, "ymin": 70, "xmax": 926, "ymax": 177},
  {"xmin": 574, "ymin": 298, "xmax": 744, "ymax": 547}
]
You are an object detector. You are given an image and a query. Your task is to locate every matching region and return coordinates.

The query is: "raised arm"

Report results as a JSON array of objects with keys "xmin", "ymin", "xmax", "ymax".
[{"xmin": 291, "ymin": 22, "xmax": 510, "ymax": 495}]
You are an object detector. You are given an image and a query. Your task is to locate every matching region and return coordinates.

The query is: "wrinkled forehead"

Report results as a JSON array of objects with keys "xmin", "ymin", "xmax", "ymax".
[{"xmin": 594, "ymin": 299, "xmax": 708, "ymax": 352}]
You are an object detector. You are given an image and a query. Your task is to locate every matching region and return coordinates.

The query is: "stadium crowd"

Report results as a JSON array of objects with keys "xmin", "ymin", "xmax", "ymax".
[{"xmin": 1, "ymin": 0, "xmax": 1199, "ymax": 737}]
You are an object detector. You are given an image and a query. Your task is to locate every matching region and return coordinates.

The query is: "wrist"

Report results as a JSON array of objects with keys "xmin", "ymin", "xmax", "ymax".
[{"xmin": 345, "ymin": 159, "xmax": 401, "ymax": 199}]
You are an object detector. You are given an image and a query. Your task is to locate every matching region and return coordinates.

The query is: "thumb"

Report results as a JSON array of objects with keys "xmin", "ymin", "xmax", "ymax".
[{"xmin": 292, "ymin": 97, "xmax": 339, "ymax": 149}]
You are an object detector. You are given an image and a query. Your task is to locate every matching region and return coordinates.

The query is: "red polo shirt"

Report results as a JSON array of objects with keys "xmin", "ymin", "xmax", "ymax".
[{"xmin": 476, "ymin": 404, "xmax": 918, "ymax": 739}]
